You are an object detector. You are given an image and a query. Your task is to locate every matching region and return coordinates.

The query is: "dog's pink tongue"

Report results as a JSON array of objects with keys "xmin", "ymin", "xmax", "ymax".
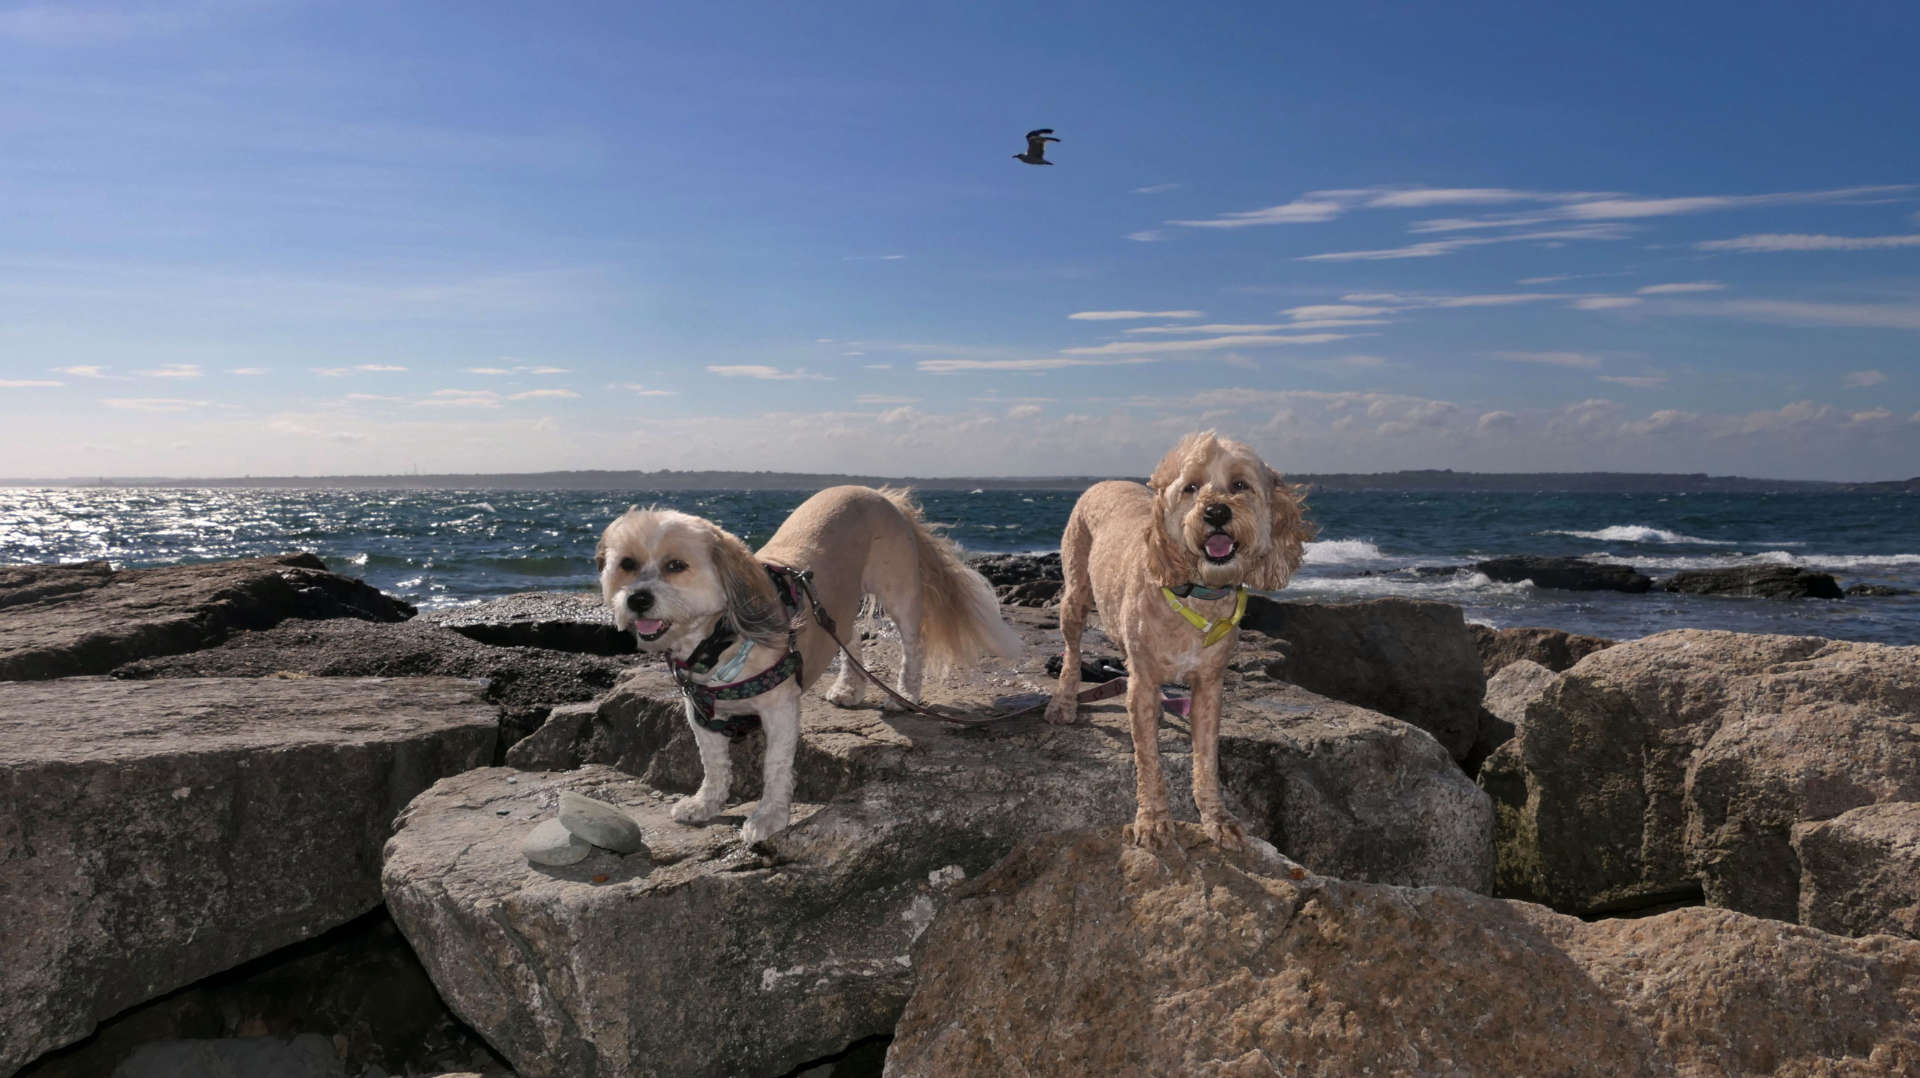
[
  {"xmin": 633, "ymin": 618, "xmax": 666, "ymax": 636},
  {"xmin": 1205, "ymin": 534, "xmax": 1237, "ymax": 559}
]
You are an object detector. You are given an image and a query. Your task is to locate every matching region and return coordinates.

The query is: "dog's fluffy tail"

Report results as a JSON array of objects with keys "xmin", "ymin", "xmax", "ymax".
[{"xmin": 880, "ymin": 487, "xmax": 1024, "ymax": 671}]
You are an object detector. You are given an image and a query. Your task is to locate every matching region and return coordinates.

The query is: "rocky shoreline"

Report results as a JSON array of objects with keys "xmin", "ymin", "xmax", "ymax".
[{"xmin": 2, "ymin": 552, "xmax": 1916, "ymax": 1076}]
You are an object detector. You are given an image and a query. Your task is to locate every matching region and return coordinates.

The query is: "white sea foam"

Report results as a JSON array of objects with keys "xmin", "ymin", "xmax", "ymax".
[
  {"xmin": 1597, "ymin": 551, "xmax": 1920, "ymax": 573},
  {"xmin": 1303, "ymin": 538, "xmax": 1391, "ymax": 565},
  {"xmin": 1288, "ymin": 569, "xmax": 1533, "ymax": 599},
  {"xmin": 1545, "ymin": 524, "xmax": 1731, "ymax": 545}
]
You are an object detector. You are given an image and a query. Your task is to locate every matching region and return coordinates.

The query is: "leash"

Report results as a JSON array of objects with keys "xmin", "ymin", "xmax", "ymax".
[{"xmin": 775, "ymin": 565, "xmax": 962, "ymax": 721}]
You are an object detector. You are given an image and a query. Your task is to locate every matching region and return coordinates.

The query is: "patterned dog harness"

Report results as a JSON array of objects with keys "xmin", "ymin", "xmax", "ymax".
[{"xmin": 667, "ymin": 564, "xmax": 808, "ymax": 739}]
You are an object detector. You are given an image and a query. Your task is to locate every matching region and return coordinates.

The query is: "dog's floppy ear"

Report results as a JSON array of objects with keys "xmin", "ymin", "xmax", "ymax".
[
  {"xmin": 707, "ymin": 524, "xmax": 789, "ymax": 647},
  {"xmin": 1144, "ymin": 455, "xmax": 1193, "ymax": 588},
  {"xmin": 594, "ymin": 531, "xmax": 608, "ymax": 573},
  {"xmin": 1250, "ymin": 466, "xmax": 1314, "ymax": 590}
]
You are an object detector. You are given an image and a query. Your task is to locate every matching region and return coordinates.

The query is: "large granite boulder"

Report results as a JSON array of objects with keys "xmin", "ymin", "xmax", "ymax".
[
  {"xmin": 1791, "ymin": 802, "xmax": 1920, "ymax": 940},
  {"xmin": 0, "ymin": 676, "xmax": 497, "ymax": 1074},
  {"xmin": 0, "ymin": 555, "xmax": 414, "ymax": 681},
  {"xmin": 1663, "ymin": 564, "xmax": 1845, "ymax": 599},
  {"xmin": 887, "ymin": 827, "xmax": 1920, "ymax": 1077},
  {"xmin": 385, "ymin": 622, "xmax": 1490, "ymax": 1078},
  {"xmin": 112, "ymin": 616, "xmax": 639, "ymax": 754},
  {"xmin": 420, "ymin": 592, "xmax": 635, "ymax": 656},
  {"xmin": 1474, "ymin": 555, "xmax": 1652, "ymax": 593},
  {"xmin": 1239, "ymin": 596, "xmax": 1487, "ymax": 762},
  {"xmin": 1480, "ymin": 629, "xmax": 1920, "ymax": 919},
  {"xmin": 1469, "ymin": 622, "xmax": 1616, "ymax": 675}
]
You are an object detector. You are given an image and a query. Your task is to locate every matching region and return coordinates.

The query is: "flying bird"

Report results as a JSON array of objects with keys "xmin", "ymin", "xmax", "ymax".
[{"xmin": 1014, "ymin": 128, "xmax": 1060, "ymax": 165}]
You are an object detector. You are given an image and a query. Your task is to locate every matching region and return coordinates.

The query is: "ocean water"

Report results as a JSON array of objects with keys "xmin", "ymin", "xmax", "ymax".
[{"xmin": 1, "ymin": 486, "xmax": 1916, "ymax": 645}]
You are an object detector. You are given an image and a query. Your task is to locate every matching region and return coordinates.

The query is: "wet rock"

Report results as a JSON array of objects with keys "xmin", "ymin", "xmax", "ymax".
[
  {"xmin": 887, "ymin": 826, "xmax": 1920, "ymax": 1078},
  {"xmin": 0, "ymin": 555, "xmax": 414, "ymax": 681},
  {"xmin": 1468, "ymin": 622, "xmax": 1617, "ymax": 676},
  {"xmin": 0, "ymin": 676, "xmax": 496, "ymax": 1073},
  {"xmin": 1846, "ymin": 583, "xmax": 1915, "ymax": 597},
  {"xmin": 420, "ymin": 592, "xmax": 634, "ymax": 656},
  {"xmin": 1474, "ymin": 555, "xmax": 1652, "ymax": 593},
  {"xmin": 1791, "ymin": 802, "xmax": 1920, "ymax": 940},
  {"xmin": 1662, "ymin": 565, "xmax": 1845, "ymax": 599},
  {"xmin": 1240, "ymin": 596, "xmax": 1487, "ymax": 761}
]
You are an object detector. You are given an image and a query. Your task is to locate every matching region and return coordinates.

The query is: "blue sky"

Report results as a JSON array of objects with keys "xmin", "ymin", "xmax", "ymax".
[{"xmin": 2, "ymin": 0, "xmax": 1917, "ymax": 480}]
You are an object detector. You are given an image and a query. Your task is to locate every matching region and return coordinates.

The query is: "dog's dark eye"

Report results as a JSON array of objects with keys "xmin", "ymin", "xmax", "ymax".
[
  {"xmin": 1182, "ymin": 482, "xmax": 1199, "ymax": 494},
  {"xmin": 1231, "ymin": 479, "xmax": 1250, "ymax": 493},
  {"xmin": 618, "ymin": 556, "xmax": 638, "ymax": 573},
  {"xmin": 663, "ymin": 559, "xmax": 688, "ymax": 574}
]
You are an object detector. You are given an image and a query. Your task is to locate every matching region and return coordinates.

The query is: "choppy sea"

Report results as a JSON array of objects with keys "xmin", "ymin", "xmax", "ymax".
[{"xmin": 2, "ymin": 486, "xmax": 1916, "ymax": 645}]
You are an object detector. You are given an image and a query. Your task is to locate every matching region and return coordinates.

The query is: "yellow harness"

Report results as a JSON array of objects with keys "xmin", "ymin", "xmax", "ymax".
[{"xmin": 1160, "ymin": 584, "xmax": 1248, "ymax": 647}]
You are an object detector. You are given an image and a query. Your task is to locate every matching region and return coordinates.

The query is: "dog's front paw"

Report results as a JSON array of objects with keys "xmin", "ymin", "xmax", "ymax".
[
  {"xmin": 1043, "ymin": 696, "xmax": 1078, "ymax": 725},
  {"xmin": 740, "ymin": 804, "xmax": 792, "ymax": 845},
  {"xmin": 1202, "ymin": 814, "xmax": 1248, "ymax": 851},
  {"xmin": 1123, "ymin": 812, "xmax": 1175, "ymax": 853},
  {"xmin": 670, "ymin": 794, "xmax": 723, "ymax": 826}
]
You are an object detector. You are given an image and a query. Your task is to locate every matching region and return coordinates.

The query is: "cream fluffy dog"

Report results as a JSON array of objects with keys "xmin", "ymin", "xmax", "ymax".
[
  {"xmin": 597, "ymin": 486, "xmax": 1022, "ymax": 844},
  {"xmin": 1045, "ymin": 431, "xmax": 1311, "ymax": 852}
]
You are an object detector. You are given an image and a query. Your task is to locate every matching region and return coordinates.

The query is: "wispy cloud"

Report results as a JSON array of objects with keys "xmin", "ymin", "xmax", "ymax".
[
  {"xmin": 1125, "ymin": 230, "xmax": 1167, "ymax": 242},
  {"xmin": 842, "ymin": 253, "xmax": 907, "ymax": 261},
  {"xmin": 1598, "ymin": 374, "xmax": 1670, "ymax": 388},
  {"xmin": 1637, "ymin": 282, "xmax": 1725, "ymax": 294},
  {"xmin": 53, "ymin": 365, "xmax": 112, "ymax": 378},
  {"xmin": 2, "ymin": 379, "xmax": 63, "ymax": 388},
  {"xmin": 612, "ymin": 383, "xmax": 676, "ymax": 396},
  {"xmin": 1658, "ymin": 299, "xmax": 1920, "ymax": 331},
  {"xmin": 706, "ymin": 365, "xmax": 829, "ymax": 380},
  {"xmin": 1063, "ymin": 333, "xmax": 1353, "ymax": 356},
  {"xmin": 227, "ymin": 367, "xmax": 268, "ymax": 375},
  {"xmin": 1573, "ymin": 296, "xmax": 1643, "ymax": 310},
  {"xmin": 1133, "ymin": 183, "xmax": 1182, "ymax": 195},
  {"xmin": 418, "ymin": 389, "xmax": 502, "ymax": 408},
  {"xmin": 857, "ymin": 394, "xmax": 920, "ymax": 405},
  {"xmin": 1493, "ymin": 351, "xmax": 1604, "ymax": 369},
  {"xmin": 1007, "ymin": 403, "xmax": 1045, "ymax": 419},
  {"xmin": 315, "ymin": 364, "xmax": 409, "ymax": 376},
  {"xmin": 1564, "ymin": 185, "xmax": 1910, "ymax": 220},
  {"xmin": 1169, "ymin": 198, "xmax": 1346, "ymax": 228},
  {"xmin": 1696, "ymin": 233, "xmax": 1920, "ymax": 253},
  {"xmin": 918, "ymin": 357, "xmax": 1155, "ymax": 373},
  {"xmin": 508, "ymin": 388, "xmax": 578, "ymax": 400},
  {"xmin": 1844, "ymin": 370, "xmax": 1887, "ymax": 388},
  {"xmin": 136, "ymin": 363, "xmax": 203, "ymax": 378},
  {"xmin": 1299, "ymin": 225, "xmax": 1630, "ymax": 262},
  {"xmin": 1068, "ymin": 309, "xmax": 1204, "ymax": 320},
  {"xmin": 1284, "ymin": 304, "xmax": 1396, "ymax": 320},
  {"xmin": 466, "ymin": 364, "xmax": 570, "ymax": 375},
  {"xmin": 102, "ymin": 397, "xmax": 207, "ymax": 412}
]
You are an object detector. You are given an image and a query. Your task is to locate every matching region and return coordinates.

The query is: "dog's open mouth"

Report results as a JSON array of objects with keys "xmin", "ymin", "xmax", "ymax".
[
  {"xmin": 1203, "ymin": 532, "xmax": 1238, "ymax": 564},
  {"xmin": 632, "ymin": 618, "xmax": 671, "ymax": 642}
]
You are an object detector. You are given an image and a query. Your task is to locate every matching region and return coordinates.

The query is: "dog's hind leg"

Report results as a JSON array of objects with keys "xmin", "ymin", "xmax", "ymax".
[
  {"xmin": 883, "ymin": 586, "xmax": 924, "ymax": 707},
  {"xmin": 671, "ymin": 708, "xmax": 733, "ymax": 825},
  {"xmin": 1045, "ymin": 514, "xmax": 1095, "ymax": 725},
  {"xmin": 741, "ymin": 685, "xmax": 801, "ymax": 844}
]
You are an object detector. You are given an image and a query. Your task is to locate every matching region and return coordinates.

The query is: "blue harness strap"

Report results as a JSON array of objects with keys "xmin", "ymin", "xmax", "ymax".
[{"xmin": 668, "ymin": 564, "xmax": 807, "ymax": 740}]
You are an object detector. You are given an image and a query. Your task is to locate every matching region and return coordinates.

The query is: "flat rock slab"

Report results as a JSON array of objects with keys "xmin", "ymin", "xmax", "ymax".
[
  {"xmin": 1469, "ymin": 622, "xmax": 1616, "ymax": 676},
  {"xmin": 1663, "ymin": 564, "xmax": 1845, "ymax": 599},
  {"xmin": 0, "ymin": 676, "xmax": 497, "ymax": 1074},
  {"xmin": 420, "ymin": 593, "xmax": 634, "ymax": 656},
  {"xmin": 0, "ymin": 554, "xmax": 414, "ymax": 681},
  {"xmin": 1475, "ymin": 555, "xmax": 1652, "ymax": 593},
  {"xmin": 387, "ymin": 609, "xmax": 1489, "ymax": 1078},
  {"xmin": 888, "ymin": 827, "xmax": 1920, "ymax": 1078}
]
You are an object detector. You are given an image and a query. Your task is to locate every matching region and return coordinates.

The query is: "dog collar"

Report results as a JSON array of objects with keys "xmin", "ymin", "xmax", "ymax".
[
  {"xmin": 1161, "ymin": 584, "xmax": 1248, "ymax": 647},
  {"xmin": 1168, "ymin": 582, "xmax": 1236, "ymax": 601}
]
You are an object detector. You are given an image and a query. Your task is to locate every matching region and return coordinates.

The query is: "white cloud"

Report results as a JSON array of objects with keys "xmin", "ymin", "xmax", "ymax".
[
  {"xmin": 1850, "ymin": 408, "xmax": 1893, "ymax": 424},
  {"xmin": 1598, "ymin": 374, "xmax": 1669, "ymax": 388},
  {"xmin": 1169, "ymin": 199, "xmax": 1347, "ymax": 228},
  {"xmin": 1844, "ymin": 370, "xmax": 1887, "ymax": 388},
  {"xmin": 1007, "ymin": 404, "xmax": 1044, "ymax": 420},
  {"xmin": 1062, "ymin": 333, "xmax": 1353, "ymax": 356},
  {"xmin": 1299, "ymin": 225, "xmax": 1630, "ymax": 262},
  {"xmin": 1133, "ymin": 183, "xmax": 1181, "ymax": 195},
  {"xmin": 1573, "ymin": 296, "xmax": 1643, "ymax": 310},
  {"xmin": 1478, "ymin": 410, "xmax": 1517, "ymax": 432},
  {"xmin": 102, "ymin": 398, "xmax": 207, "ymax": 412},
  {"xmin": 1125, "ymin": 230, "xmax": 1167, "ymax": 242},
  {"xmin": 508, "ymin": 389, "xmax": 579, "ymax": 400},
  {"xmin": 1068, "ymin": 309, "xmax": 1204, "ymax": 320},
  {"xmin": 918, "ymin": 357, "xmax": 1155, "ymax": 373},
  {"xmin": 227, "ymin": 367, "xmax": 268, "ymax": 375},
  {"xmin": 1658, "ymin": 299, "xmax": 1920, "ymax": 330},
  {"xmin": 1494, "ymin": 351, "xmax": 1604, "ymax": 369},
  {"xmin": 863, "ymin": 363, "xmax": 892, "ymax": 370},
  {"xmin": 315, "ymin": 364, "xmax": 409, "ymax": 376},
  {"xmin": 857, "ymin": 394, "xmax": 919, "ymax": 405},
  {"xmin": 612, "ymin": 383, "xmax": 677, "ymax": 396},
  {"xmin": 466, "ymin": 367, "xmax": 513, "ymax": 375},
  {"xmin": 2, "ymin": 379, "xmax": 63, "ymax": 388},
  {"xmin": 345, "ymin": 393, "xmax": 403, "ymax": 402},
  {"xmin": 53, "ymin": 365, "xmax": 110, "ymax": 378},
  {"xmin": 1284, "ymin": 304, "xmax": 1396, "ymax": 319},
  {"xmin": 1637, "ymin": 282, "xmax": 1725, "ymax": 294},
  {"xmin": 418, "ymin": 389, "xmax": 501, "ymax": 408},
  {"xmin": 1696, "ymin": 233, "xmax": 1920, "ymax": 253},
  {"xmin": 706, "ymin": 365, "xmax": 828, "ymax": 380},
  {"xmin": 137, "ymin": 363, "xmax": 203, "ymax": 378},
  {"xmin": 1566, "ymin": 185, "xmax": 1910, "ymax": 220}
]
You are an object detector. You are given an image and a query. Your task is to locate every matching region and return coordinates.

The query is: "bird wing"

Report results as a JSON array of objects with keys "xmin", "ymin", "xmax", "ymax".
[{"xmin": 1025, "ymin": 129, "xmax": 1059, "ymax": 155}]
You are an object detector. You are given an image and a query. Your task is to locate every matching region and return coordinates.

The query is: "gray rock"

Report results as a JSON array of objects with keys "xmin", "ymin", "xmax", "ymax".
[
  {"xmin": 886, "ymin": 826, "xmax": 1920, "ymax": 1078},
  {"xmin": 1482, "ymin": 658, "xmax": 1559, "ymax": 731},
  {"xmin": 384, "ymin": 610, "xmax": 1489, "ymax": 1078},
  {"xmin": 1662, "ymin": 565, "xmax": 1844, "ymax": 599},
  {"xmin": 1239, "ymin": 596, "xmax": 1487, "ymax": 761},
  {"xmin": 111, "ymin": 1033, "xmax": 343, "ymax": 1078},
  {"xmin": 0, "ymin": 554, "xmax": 414, "ymax": 681},
  {"xmin": 1480, "ymin": 629, "xmax": 1920, "ymax": 919},
  {"xmin": 521, "ymin": 819, "xmax": 593, "ymax": 866},
  {"xmin": 556, "ymin": 791, "xmax": 646, "ymax": 854},
  {"xmin": 0, "ymin": 676, "xmax": 496, "ymax": 1074},
  {"xmin": 1474, "ymin": 555, "xmax": 1652, "ymax": 593},
  {"xmin": 1791, "ymin": 802, "xmax": 1920, "ymax": 940},
  {"xmin": 421, "ymin": 592, "xmax": 635, "ymax": 656},
  {"xmin": 1468, "ymin": 622, "xmax": 1616, "ymax": 675}
]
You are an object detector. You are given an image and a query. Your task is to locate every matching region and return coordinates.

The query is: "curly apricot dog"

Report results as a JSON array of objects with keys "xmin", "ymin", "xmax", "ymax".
[{"xmin": 1045, "ymin": 431, "xmax": 1311, "ymax": 851}]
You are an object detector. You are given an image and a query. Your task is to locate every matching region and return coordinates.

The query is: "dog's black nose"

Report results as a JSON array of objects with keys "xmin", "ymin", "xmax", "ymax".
[
  {"xmin": 1203, "ymin": 502, "xmax": 1233, "ymax": 527},
  {"xmin": 626, "ymin": 590, "xmax": 654, "ymax": 614}
]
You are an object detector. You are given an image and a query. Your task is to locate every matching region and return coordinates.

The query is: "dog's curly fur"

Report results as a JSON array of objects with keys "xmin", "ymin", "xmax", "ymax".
[
  {"xmin": 596, "ymin": 485, "xmax": 1022, "ymax": 844},
  {"xmin": 1045, "ymin": 431, "xmax": 1312, "ymax": 852}
]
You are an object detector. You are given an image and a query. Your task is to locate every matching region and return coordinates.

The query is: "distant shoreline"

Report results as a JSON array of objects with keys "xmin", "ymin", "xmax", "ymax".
[{"xmin": 3, "ymin": 468, "xmax": 1916, "ymax": 494}]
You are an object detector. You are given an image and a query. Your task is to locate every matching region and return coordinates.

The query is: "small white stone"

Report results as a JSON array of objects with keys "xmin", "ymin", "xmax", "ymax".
[
  {"xmin": 559, "ymin": 790, "xmax": 648, "ymax": 854},
  {"xmin": 522, "ymin": 818, "xmax": 591, "ymax": 866}
]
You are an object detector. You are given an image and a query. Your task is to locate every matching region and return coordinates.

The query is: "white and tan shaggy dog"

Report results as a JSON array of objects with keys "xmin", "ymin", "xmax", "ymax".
[
  {"xmin": 597, "ymin": 486, "xmax": 1022, "ymax": 844},
  {"xmin": 1045, "ymin": 431, "xmax": 1311, "ymax": 853}
]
